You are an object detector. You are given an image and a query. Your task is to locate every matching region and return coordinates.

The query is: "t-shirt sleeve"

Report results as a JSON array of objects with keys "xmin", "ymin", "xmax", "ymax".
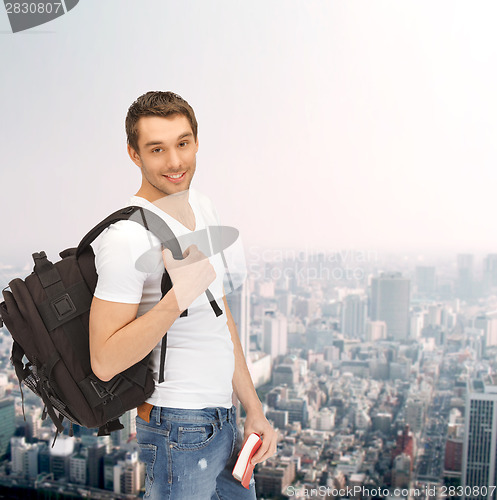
[{"xmin": 93, "ymin": 222, "xmax": 152, "ymax": 304}]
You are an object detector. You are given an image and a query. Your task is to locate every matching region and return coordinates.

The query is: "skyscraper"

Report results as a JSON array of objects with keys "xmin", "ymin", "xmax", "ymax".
[
  {"xmin": 415, "ymin": 266, "xmax": 436, "ymax": 297},
  {"xmin": 462, "ymin": 375, "xmax": 497, "ymax": 498},
  {"xmin": 263, "ymin": 310, "xmax": 288, "ymax": 360},
  {"xmin": 370, "ymin": 273, "xmax": 410, "ymax": 341},
  {"xmin": 226, "ymin": 280, "xmax": 251, "ymax": 355},
  {"xmin": 483, "ymin": 254, "xmax": 497, "ymax": 293},
  {"xmin": 0, "ymin": 398, "xmax": 15, "ymax": 458},
  {"xmin": 457, "ymin": 254, "xmax": 474, "ymax": 299},
  {"xmin": 474, "ymin": 313, "xmax": 497, "ymax": 348},
  {"xmin": 341, "ymin": 294, "xmax": 367, "ymax": 339}
]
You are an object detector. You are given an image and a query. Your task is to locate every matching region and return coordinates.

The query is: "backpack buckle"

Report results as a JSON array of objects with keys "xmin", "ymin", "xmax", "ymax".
[
  {"xmin": 50, "ymin": 294, "xmax": 76, "ymax": 321},
  {"xmin": 90, "ymin": 379, "xmax": 112, "ymax": 399},
  {"xmin": 90, "ymin": 377, "xmax": 121, "ymax": 399}
]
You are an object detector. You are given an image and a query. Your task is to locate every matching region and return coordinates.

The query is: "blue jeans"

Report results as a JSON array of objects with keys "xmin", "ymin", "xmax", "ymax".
[{"xmin": 136, "ymin": 405, "xmax": 257, "ymax": 500}]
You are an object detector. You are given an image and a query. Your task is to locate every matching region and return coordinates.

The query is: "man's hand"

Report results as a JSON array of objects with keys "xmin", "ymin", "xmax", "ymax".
[
  {"xmin": 243, "ymin": 409, "xmax": 278, "ymax": 465},
  {"xmin": 162, "ymin": 244, "xmax": 216, "ymax": 311}
]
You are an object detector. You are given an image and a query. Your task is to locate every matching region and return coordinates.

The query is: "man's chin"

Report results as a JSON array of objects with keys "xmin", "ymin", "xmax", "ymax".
[{"xmin": 158, "ymin": 180, "xmax": 191, "ymax": 196}]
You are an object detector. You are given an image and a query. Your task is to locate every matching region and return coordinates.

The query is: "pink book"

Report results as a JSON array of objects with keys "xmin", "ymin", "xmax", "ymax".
[{"xmin": 232, "ymin": 433, "xmax": 263, "ymax": 489}]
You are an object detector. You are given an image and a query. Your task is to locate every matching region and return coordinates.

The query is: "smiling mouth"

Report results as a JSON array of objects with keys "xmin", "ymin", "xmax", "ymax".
[{"xmin": 164, "ymin": 172, "xmax": 186, "ymax": 182}]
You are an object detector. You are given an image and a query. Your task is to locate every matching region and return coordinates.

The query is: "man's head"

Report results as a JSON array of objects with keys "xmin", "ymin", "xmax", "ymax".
[
  {"xmin": 125, "ymin": 91, "xmax": 198, "ymax": 154},
  {"xmin": 126, "ymin": 91, "xmax": 199, "ymax": 201}
]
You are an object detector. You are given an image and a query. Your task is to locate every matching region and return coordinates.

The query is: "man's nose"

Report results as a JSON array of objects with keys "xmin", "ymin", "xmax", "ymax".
[{"xmin": 165, "ymin": 148, "xmax": 182, "ymax": 168}]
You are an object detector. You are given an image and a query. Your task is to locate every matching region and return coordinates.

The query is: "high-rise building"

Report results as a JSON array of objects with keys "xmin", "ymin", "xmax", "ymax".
[
  {"xmin": 462, "ymin": 375, "xmax": 497, "ymax": 498},
  {"xmin": 410, "ymin": 312, "xmax": 423, "ymax": 340},
  {"xmin": 226, "ymin": 280, "xmax": 251, "ymax": 355},
  {"xmin": 112, "ymin": 408, "xmax": 137, "ymax": 446},
  {"xmin": 474, "ymin": 313, "xmax": 497, "ymax": 348},
  {"xmin": 341, "ymin": 294, "xmax": 367, "ymax": 339},
  {"xmin": 255, "ymin": 457, "xmax": 296, "ymax": 497},
  {"xmin": 365, "ymin": 320, "xmax": 387, "ymax": 342},
  {"xmin": 415, "ymin": 266, "xmax": 436, "ymax": 296},
  {"xmin": 276, "ymin": 399, "xmax": 308, "ymax": 426},
  {"xmin": 11, "ymin": 437, "xmax": 40, "ymax": 479},
  {"xmin": 370, "ymin": 273, "xmax": 410, "ymax": 341},
  {"xmin": 483, "ymin": 254, "xmax": 497, "ymax": 292},
  {"xmin": 69, "ymin": 453, "xmax": 87, "ymax": 485},
  {"xmin": 104, "ymin": 450, "xmax": 127, "ymax": 491},
  {"xmin": 10, "ymin": 437, "xmax": 27, "ymax": 476},
  {"xmin": 51, "ymin": 435, "xmax": 74, "ymax": 480},
  {"xmin": 445, "ymin": 437, "xmax": 463, "ymax": 474},
  {"xmin": 263, "ymin": 310, "xmax": 288, "ymax": 360},
  {"xmin": 0, "ymin": 398, "xmax": 15, "ymax": 458},
  {"xmin": 24, "ymin": 405, "xmax": 42, "ymax": 441},
  {"xmin": 457, "ymin": 254, "xmax": 474, "ymax": 299},
  {"xmin": 405, "ymin": 398, "xmax": 425, "ymax": 433},
  {"xmin": 266, "ymin": 409, "xmax": 288, "ymax": 430},
  {"xmin": 88, "ymin": 443, "xmax": 106, "ymax": 488},
  {"xmin": 113, "ymin": 450, "xmax": 142, "ymax": 496},
  {"xmin": 392, "ymin": 453, "xmax": 411, "ymax": 488}
]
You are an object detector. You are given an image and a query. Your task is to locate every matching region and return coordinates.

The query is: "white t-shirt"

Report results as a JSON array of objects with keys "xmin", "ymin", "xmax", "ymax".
[{"xmin": 93, "ymin": 188, "xmax": 234, "ymax": 409}]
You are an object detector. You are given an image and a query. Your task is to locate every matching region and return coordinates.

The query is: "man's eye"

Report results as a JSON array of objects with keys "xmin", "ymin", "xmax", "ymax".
[
  {"xmin": 179, "ymin": 142, "xmax": 187, "ymax": 147},
  {"xmin": 152, "ymin": 148, "xmax": 163, "ymax": 153}
]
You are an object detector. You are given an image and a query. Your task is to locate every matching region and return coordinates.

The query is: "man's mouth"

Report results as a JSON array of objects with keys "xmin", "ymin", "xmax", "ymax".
[{"xmin": 164, "ymin": 172, "xmax": 186, "ymax": 183}]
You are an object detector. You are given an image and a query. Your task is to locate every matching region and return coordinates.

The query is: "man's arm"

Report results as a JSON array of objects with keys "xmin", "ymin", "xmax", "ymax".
[
  {"xmin": 90, "ymin": 244, "xmax": 215, "ymax": 382},
  {"xmin": 89, "ymin": 290, "xmax": 180, "ymax": 381},
  {"xmin": 222, "ymin": 292, "xmax": 277, "ymax": 465}
]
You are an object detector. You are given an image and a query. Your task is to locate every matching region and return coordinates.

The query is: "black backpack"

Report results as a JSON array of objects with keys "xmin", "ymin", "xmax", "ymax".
[{"xmin": 0, "ymin": 206, "xmax": 223, "ymax": 438}]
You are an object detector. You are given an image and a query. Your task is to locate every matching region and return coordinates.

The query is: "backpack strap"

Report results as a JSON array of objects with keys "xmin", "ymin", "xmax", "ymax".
[
  {"xmin": 76, "ymin": 206, "xmax": 183, "ymax": 259},
  {"xmin": 75, "ymin": 206, "xmax": 222, "ymax": 315},
  {"xmin": 76, "ymin": 206, "xmax": 224, "ymax": 384}
]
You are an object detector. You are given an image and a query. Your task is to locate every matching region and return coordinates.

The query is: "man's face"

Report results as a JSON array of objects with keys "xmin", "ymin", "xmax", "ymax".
[{"xmin": 128, "ymin": 114, "xmax": 199, "ymax": 200}]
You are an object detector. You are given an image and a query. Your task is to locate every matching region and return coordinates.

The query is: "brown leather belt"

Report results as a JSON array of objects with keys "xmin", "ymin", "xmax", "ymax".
[{"xmin": 137, "ymin": 402, "xmax": 154, "ymax": 423}]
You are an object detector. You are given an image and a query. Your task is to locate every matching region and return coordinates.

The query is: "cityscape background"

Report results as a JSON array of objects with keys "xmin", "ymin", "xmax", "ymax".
[
  {"xmin": 2, "ymin": 1, "xmax": 497, "ymax": 499},
  {"xmin": 1, "ymin": 249, "xmax": 497, "ymax": 498}
]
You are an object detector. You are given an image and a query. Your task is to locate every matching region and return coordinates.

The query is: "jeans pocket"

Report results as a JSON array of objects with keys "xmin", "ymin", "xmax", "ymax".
[
  {"xmin": 138, "ymin": 443, "xmax": 157, "ymax": 498},
  {"xmin": 175, "ymin": 422, "xmax": 217, "ymax": 449}
]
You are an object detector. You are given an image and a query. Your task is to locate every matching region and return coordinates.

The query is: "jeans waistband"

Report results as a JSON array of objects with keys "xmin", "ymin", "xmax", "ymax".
[{"xmin": 150, "ymin": 405, "xmax": 236, "ymax": 425}]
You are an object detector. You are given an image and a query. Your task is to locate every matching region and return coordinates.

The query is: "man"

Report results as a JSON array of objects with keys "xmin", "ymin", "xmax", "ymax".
[{"xmin": 89, "ymin": 91, "xmax": 276, "ymax": 499}]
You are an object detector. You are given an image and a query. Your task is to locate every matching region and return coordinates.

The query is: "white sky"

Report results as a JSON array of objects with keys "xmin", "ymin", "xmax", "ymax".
[{"xmin": 1, "ymin": 1, "xmax": 497, "ymax": 267}]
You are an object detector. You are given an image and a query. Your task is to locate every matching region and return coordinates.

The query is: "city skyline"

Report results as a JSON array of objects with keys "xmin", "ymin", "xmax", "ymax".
[
  {"xmin": 1, "ymin": 242, "xmax": 497, "ymax": 496},
  {"xmin": 2, "ymin": 1, "xmax": 497, "ymax": 268}
]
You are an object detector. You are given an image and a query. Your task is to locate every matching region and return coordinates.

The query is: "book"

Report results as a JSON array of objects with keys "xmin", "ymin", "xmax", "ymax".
[{"xmin": 232, "ymin": 432, "xmax": 263, "ymax": 489}]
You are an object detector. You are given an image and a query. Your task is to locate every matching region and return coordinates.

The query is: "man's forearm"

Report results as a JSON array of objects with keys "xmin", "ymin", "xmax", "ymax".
[
  {"xmin": 223, "ymin": 293, "xmax": 278, "ymax": 463},
  {"xmin": 90, "ymin": 289, "xmax": 181, "ymax": 381}
]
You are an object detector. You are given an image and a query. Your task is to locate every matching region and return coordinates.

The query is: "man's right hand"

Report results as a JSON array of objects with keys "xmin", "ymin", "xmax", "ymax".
[{"xmin": 162, "ymin": 244, "xmax": 216, "ymax": 312}]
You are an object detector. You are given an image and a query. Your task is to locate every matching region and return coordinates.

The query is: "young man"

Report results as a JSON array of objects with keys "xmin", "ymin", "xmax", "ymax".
[{"xmin": 89, "ymin": 91, "xmax": 276, "ymax": 499}]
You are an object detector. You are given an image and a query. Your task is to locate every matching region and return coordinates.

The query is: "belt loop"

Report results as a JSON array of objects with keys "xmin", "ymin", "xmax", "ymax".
[
  {"xmin": 216, "ymin": 408, "xmax": 223, "ymax": 429},
  {"xmin": 155, "ymin": 406, "xmax": 161, "ymax": 426},
  {"xmin": 227, "ymin": 407, "xmax": 232, "ymax": 423}
]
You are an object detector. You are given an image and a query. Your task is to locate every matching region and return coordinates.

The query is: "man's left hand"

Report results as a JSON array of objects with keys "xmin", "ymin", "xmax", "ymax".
[{"xmin": 243, "ymin": 410, "xmax": 278, "ymax": 465}]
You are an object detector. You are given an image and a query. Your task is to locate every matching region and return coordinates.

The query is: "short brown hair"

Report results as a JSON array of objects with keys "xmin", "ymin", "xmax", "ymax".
[{"xmin": 125, "ymin": 91, "xmax": 198, "ymax": 153}]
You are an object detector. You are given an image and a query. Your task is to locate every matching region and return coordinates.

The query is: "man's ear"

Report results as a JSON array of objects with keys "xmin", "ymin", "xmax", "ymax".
[
  {"xmin": 127, "ymin": 144, "xmax": 142, "ymax": 168},
  {"xmin": 195, "ymin": 137, "xmax": 199, "ymax": 154}
]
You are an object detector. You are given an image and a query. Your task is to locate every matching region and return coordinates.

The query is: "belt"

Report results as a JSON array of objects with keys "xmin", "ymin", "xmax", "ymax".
[{"xmin": 137, "ymin": 402, "xmax": 154, "ymax": 423}]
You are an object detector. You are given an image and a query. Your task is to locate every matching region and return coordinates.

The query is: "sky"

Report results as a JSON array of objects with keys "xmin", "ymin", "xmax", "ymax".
[{"xmin": 1, "ymin": 1, "xmax": 497, "ymax": 269}]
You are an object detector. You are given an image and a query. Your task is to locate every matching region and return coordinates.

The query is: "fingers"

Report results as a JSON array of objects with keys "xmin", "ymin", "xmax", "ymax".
[
  {"xmin": 251, "ymin": 430, "xmax": 278, "ymax": 465},
  {"xmin": 182, "ymin": 244, "xmax": 198, "ymax": 258},
  {"xmin": 163, "ymin": 244, "xmax": 205, "ymax": 267},
  {"xmin": 161, "ymin": 247, "xmax": 174, "ymax": 267},
  {"xmin": 161, "ymin": 244, "xmax": 216, "ymax": 311}
]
